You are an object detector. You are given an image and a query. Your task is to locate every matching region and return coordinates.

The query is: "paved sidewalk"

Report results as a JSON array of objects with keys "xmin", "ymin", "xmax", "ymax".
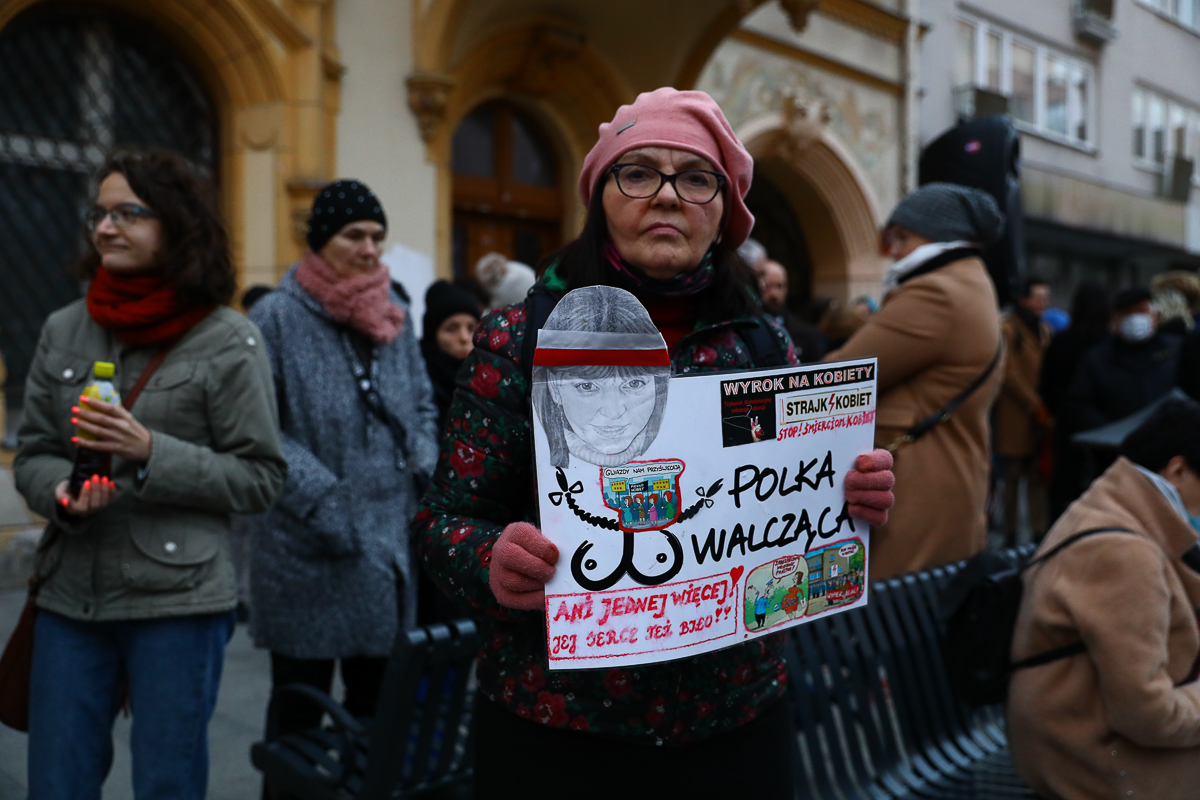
[{"xmin": 0, "ymin": 588, "xmax": 272, "ymax": 799}]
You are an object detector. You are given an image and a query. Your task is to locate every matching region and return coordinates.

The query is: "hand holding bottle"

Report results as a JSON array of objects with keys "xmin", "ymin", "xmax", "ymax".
[
  {"xmin": 71, "ymin": 395, "xmax": 153, "ymax": 463},
  {"xmin": 55, "ymin": 476, "xmax": 115, "ymax": 515}
]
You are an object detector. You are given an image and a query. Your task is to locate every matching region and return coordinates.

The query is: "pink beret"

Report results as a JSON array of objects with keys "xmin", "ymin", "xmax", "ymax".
[{"xmin": 578, "ymin": 87, "xmax": 755, "ymax": 248}]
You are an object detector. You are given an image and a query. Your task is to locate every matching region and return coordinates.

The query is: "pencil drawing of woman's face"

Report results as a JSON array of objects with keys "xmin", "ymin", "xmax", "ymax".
[{"xmin": 549, "ymin": 373, "xmax": 657, "ymax": 456}]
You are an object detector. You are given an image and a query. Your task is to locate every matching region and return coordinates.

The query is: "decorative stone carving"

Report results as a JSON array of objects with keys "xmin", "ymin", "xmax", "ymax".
[
  {"xmin": 406, "ymin": 72, "xmax": 455, "ymax": 142},
  {"xmin": 510, "ymin": 24, "xmax": 585, "ymax": 95},
  {"xmin": 239, "ymin": 102, "xmax": 283, "ymax": 150},
  {"xmin": 286, "ymin": 178, "xmax": 326, "ymax": 248},
  {"xmin": 779, "ymin": 0, "xmax": 821, "ymax": 32},
  {"xmin": 734, "ymin": 0, "xmax": 816, "ymax": 29},
  {"xmin": 776, "ymin": 92, "xmax": 830, "ymax": 160}
]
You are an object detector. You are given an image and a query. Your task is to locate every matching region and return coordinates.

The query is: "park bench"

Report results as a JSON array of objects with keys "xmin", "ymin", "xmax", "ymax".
[
  {"xmin": 251, "ymin": 618, "xmax": 478, "ymax": 800},
  {"xmin": 251, "ymin": 550, "xmax": 1036, "ymax": 800},
  {"xmin": 784, "ymin": 547, "xmax": 1039, "ymax": 799}
]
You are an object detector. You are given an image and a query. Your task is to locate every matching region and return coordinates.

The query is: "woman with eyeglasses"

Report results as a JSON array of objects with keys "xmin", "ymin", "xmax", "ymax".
[
  {"xmin": 414, "ymin": 88, "xmax": 896, "ymax": 797},
  {"xmin": 13, "ymin": 149, "xmax": 286, "ymax": 799}
]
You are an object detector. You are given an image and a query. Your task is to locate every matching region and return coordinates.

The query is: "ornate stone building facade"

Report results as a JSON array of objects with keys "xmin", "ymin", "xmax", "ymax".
[
  {"xmin": 919, "ymin": 0, "xmax": 1200, "ymax": 297},
  {"xmin": 0, "ymin": 0, "xmax": 916, "ymax": 422}
]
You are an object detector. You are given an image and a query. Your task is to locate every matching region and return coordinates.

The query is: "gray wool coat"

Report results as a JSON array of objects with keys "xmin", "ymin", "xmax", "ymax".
[{"xmin": 248, "ymin": 267, "xmax": 439, "ymax": 659}]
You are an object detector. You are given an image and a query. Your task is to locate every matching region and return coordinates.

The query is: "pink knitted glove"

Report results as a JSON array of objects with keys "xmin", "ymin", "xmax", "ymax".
[
  {"xmin": 844, "ymin": 449, "xmax": 895, "ymax": 527},
  {"xmin": 488, "ymin": 522, "xmax": 560, "ymax": 610}
]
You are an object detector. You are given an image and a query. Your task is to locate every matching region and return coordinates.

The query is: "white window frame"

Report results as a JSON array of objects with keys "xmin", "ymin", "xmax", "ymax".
[
  {"xmin": 1131, "ymin": 83, "xmax": 1200, "ymax": 184},
  {"xmin": 957, "ymin": 15, "xmax": 1096, "ymax": 150},
  {"xmin": 1135, "ymin": 0, "xmax": 1200, "ymax": 34}
]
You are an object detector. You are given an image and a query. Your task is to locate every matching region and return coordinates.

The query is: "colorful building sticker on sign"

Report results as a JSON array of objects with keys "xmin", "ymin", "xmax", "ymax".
[{"xmin": 531, "ymin": 286, "xmax": 877, "ymax": 669}]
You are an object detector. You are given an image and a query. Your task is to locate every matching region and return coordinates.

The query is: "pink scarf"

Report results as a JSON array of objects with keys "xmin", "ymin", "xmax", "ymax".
[{"xmin": 294, "ymin": 250, "xmax": 405, "ymax": 344}]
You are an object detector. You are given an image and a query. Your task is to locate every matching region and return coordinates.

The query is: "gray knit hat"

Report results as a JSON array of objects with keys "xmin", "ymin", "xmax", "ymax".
[{"xmin": 886, "ymin": 183, "xmax": 1005, "ymax": 246}]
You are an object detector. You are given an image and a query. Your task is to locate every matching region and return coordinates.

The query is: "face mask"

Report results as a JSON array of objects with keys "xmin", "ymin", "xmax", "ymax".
[
  {"xmin": 1191, "ymin": 511, "xmax": 1200, "ymax": 535},
  {"xmin": 1118, "ymin": 312, "xmax": 1154, "ymax": 342}
]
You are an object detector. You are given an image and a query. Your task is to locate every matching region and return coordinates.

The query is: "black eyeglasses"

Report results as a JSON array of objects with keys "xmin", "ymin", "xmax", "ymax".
[
  {"xmin": 86, "ymin": 203, "xmax": 158, "ymax": 232},
  {"xmin": 609, "ymin": 163, "xmax": 727, "ymax": 205}
]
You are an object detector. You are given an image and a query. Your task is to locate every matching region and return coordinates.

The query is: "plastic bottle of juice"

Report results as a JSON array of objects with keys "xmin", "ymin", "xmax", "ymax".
[{"xmin": 68, "ymin": 361, "xmax": 120, "ymax": 498}]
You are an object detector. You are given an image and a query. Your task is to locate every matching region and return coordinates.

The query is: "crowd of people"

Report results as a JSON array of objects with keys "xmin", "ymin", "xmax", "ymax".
[
  {"xmin": 1000, "ymin": 272, "xmax": 1199, "ymax": 534},
  {"xmin": 4, "ymin": 84, "xmax": 1200, "ymax": 800}
]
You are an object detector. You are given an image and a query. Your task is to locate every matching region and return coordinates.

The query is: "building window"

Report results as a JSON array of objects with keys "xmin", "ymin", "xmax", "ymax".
[
  {"xmin": 0, "ymin": 4, "xmax": 217, "ymax": 419},
  {"xmin": 956, "ymin": 16, "xmax": 1094, "ymax": 147},
  {"xmin": 1133, "ymin": 92, "xmax": 1146, "ymax": 159},
  {"xmin": 1071, "ymin": 69, "xmax": 1089, "ymax": 142},
  {"xmin": 955, "ymin": 21, "xmax": 975, "ymax": 87},
  {"xmin": 985, "ymin": 32, "xmax": 1004, "ymax": 92},
  {"xmin": 1131, "ymin": 85, "xmax": 1200, "ymax": 181},
  {"xmin": 451, "ymin": 101, "xmax": 562, "ymax": 279},
  {"xmin": 1136, "ymin": 0, "xmax": 1200, "ymax": 31},
  {"xmin": 1010, "ymin": 43, "xmax": 1037, "ymax": 125}
]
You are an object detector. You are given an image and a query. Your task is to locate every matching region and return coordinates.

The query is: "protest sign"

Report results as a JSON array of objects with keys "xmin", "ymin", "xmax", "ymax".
[{"xmin": 531, "ymin": 287, "xmax": 877, "ymax": 670}]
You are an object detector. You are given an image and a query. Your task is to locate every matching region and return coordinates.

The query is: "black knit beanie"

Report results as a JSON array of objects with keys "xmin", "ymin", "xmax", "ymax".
[
  {"xmin": 306, "ymin": 179, "xmax": 388, "ymax": 253},
  {"xmin": 886, "ymin": 182, "xmax": 1005, "ymax": 246},
  {"xmin": 423, "ymin": 280, "xmax": 482, "ymax": 342}
]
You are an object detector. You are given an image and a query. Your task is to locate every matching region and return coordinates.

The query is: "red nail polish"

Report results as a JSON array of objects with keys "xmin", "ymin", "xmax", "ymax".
[
  {"xmin": 83, "ymin": 481, "xmax": 91, "ymax": 491},
  {"xmin": 62, "ymin": 497, "xmax": 69, "ymax": 507},
  {"xmin": 92, "ymin": 474, "xmax": 99, "ymax": 482},
  {"xmin": 71, "ymin": 418, "xmax": 78, "ymax": 425},
  {"xmin": 71, "ymin": 406, "xmax": 80, "ymax": 414},
  {"xmin": 71, "ymin": 436, "xmax": 79, "ymax": 443}
]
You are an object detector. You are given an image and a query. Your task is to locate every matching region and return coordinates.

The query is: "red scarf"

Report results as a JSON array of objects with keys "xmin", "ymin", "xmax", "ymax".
[
  {"xmin": 86, "ymin": 267, "xmax": 216, "ymax": 346},
  {"xmin": 294, "ymin": 250, "xmax": 404, "ymax": 344},
  {"xmin": 641, "ymin": 295, "xmax": 696, "ymax": 351}
]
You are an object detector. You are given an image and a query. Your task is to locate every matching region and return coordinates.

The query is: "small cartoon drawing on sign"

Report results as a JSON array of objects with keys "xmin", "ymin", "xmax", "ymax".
[
  {"xmin": 805, "ymin": 539, "xmax": 865, "ymax": 616},
  {"xmin": 743, "ymin": 555, "xmax": 808, "ymax": 632},
  {"xmin": 601, "ymin": 459, "xmax": 684, "ymax": 532},
  {"xmin": 532, "ymin": 287, "xmax": 671, "ymax": 468}
]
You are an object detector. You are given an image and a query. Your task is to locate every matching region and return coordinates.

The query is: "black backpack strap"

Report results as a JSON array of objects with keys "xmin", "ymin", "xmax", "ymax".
[
  {"xmin": 390, "ymin": 280, "xmax": 411, "ymax": 305},
  {"xmin": 1011, "ymin": 641, "xmax": 1087, "ymax": 671},
  {"xmin": 887, "ymin": 342, "xmax": 1003, "ymax": 454},
  {"xmin": 1011, "ymin": 525, "xmax": 1135, "ymax": 673},
  {"xmin": 738, "ymin": 318, "xmax": 789, "ymax": 368},
  {"xmin": 1024, "ymin": 526, "xmax": 1134, "ymax": 571},
  {"xmin": 520, "ymin": 290, "xmax": 559, "ymax": 389}
]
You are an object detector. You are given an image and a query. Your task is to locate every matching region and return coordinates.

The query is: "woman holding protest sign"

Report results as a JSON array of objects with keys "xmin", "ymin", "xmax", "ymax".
[{"xmin": 414, "ymin": 87, "xmax": 896, "ymax": 797}]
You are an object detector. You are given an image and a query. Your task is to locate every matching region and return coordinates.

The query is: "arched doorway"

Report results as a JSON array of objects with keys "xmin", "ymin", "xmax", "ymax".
[
  {"xmin": 744, "ymin": 172, "xmax": 814, "ymax": 310},
  {"xmin": 451, "ymin": 101, "xmax": 562, "ymax": 278},
  {"xmin": 0, "ymin": 3, "xmax": 217, "ymax": 424},
  {"xmin": 739, "ymin": 110, "xmax": 885, "ymax": 304}
]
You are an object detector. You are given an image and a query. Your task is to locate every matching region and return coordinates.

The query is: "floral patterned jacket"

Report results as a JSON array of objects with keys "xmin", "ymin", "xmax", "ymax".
[{"xmin": 414, "ymin": 269, "xmax": 798, "ymax": 745}]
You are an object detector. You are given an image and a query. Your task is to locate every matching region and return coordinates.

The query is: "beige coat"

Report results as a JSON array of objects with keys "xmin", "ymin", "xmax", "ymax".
[
  {"xmin": 1008, "ymin": 457, "xmax": 1200, "ymax": 800},
  {"xmin": 827, "ymin": 256, "xmax": 1002, "ymax": 579},
  {"xmin": 994, "ymin": 312, "xmax": 1049, "ymax": 458}
]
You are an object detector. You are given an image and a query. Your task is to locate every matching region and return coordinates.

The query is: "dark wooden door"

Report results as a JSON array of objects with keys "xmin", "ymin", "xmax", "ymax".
[{"xmin": 451, "ymin": 102, "xmax": 562, "ymax": 278}]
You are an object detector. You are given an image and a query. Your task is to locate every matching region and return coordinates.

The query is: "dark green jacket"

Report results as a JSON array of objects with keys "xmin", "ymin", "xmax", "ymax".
[{"xmin": 15, "ymin": 301, "xmax": 287, "ymax": 621}]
